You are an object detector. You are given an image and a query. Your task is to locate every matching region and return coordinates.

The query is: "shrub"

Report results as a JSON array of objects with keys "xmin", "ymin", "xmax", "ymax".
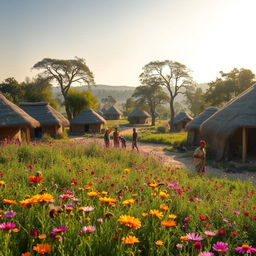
[
  {"xmin": 41, "ymin": 133, "xmax": 54, "ymax": 142},
  {"xmin": 56, "ymin": 130, "xmax": 68, "ymax": 139},
  {"xmin": 156, "ymin": 126, "xmax": 167, "ymax": 133}
]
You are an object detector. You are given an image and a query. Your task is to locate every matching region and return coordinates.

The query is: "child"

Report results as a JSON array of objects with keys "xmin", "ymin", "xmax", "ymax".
[{"xmin": 119, "ymin": 136, "xmax": 126, "ymax": 149}]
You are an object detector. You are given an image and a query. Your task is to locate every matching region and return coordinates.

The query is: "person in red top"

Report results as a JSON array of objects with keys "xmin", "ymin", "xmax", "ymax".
[
  {"xmin": 113, "ymin": 128, "xmax": 120, "ymax": 148},
  {"xmin": 193, "ymin": 140, "xmax": 206, "ymax": 175}
]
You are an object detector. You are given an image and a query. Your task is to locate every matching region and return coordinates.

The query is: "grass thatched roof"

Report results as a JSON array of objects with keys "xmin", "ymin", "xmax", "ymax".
[
  {"xmin": 173, "ymin": 112, "xmax": 193, "ymax": 125},
  {"xmin": 71, "ymin": 108, "xmax": 107, "ymax": 124},
  {"xmin": 128, "ymin": 109, "xmax": 150, "ymax": 118},
  {"xmin": 185, "ymin": 107, "xmax": 219, "ymax": 130},
  {"xmin": 19, "ymin": 102, "xmax": 69, "ymax": 126},
  {"xmin": 0, "ymin": 94, "xmax": 40, "ymax": 128},
  {"xmin": 104, "ymin": 106, "xmax": 122, "ymax": 115}
]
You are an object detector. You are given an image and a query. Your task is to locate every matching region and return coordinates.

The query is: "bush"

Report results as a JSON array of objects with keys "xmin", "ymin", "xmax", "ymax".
[
  {"xmin": 56, "ymin": 130, "xmax": 68, "ymax": 140},
  {"xmin": 156, "ymin": 126, "xmax": 167, "ymax": 133},
  {"xmin": 41, "ymin": 133, "xmax": 54, "ymax": 142}
]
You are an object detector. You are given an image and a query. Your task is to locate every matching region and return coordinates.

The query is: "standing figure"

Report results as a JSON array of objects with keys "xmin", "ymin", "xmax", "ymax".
[
  {"xmin": 119, "ymin": 136, "xmax": 126, "ymax": 149},
  {"xmin": 193, "ymin": 140, "xmax": 206, "ymax": 175},
  {"xmin": 113, "ymin": 128, "xmax": 120, "ymax": 148},
  {"xmin": 132, "ymin": 128, "xmax": 139, "ymax": 152},
  {"xmin": 104, "ymin": 129, "xmax": 110, "ymax": 148}
]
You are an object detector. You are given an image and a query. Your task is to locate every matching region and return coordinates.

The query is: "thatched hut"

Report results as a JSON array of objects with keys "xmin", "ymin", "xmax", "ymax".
[
  {"xmin": 70, "ymin": 108, "xmax": 106, "ymax": 134},
  {"xmin": 128, "ymin": 109, "xmax": 150, "ymax": 124},
  {"xmin": 186, "ymin": 107, "xmax": 218, "ymax": 146},
  {"xmin": 0, "ymin": 94, "xmax": 39, "ymax": 143},
  {"xmin": 172, "ymin": 112, "xmax": 193, "ymax": 132},
  {"xmin": 19, "ymin": 102, "xmax": 69, "ymax": 139},
  {"xmin": 104, "ymin": 106, "xmax": 122, "ymax": 120},
  {"xmin": 200, "ymin": 85, "xmax": 256, "ymax": 162}
]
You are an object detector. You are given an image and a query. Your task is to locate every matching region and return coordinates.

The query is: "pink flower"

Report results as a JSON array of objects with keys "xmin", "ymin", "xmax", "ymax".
[
  {"xmin": 233, "ymin": 209, "xmax": 240, "ymax": 214},
  {"xmin": 212, "ymin": 242, "xmax": 229, "ymax": 252},
  {"xmin": 186, "ymin": 233, "xmax": 203, "ymax": 241},
  {"xmin": 198, "ymin": 252, "xmax": 215, "ymax": 256},
  {"xmin": 0, "ymin": 222, "xmax": 16, "ymax": 230},
  {"xmin": 204, "ymin": 231, "xmax": 216, "ymax": 237},
  {"xmin": 79, "ymin": 226, "xmax": 96, "ymax": 234},
  {"xmin": 235, "ymin": 244, "xmax": 256, "ymax": 254}
]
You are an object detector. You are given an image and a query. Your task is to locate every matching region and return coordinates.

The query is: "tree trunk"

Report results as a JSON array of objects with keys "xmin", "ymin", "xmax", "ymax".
[
  {"xmin": 169, "ymin": 99, "xmax": 175, "ymax": 132},
  {"xmin": 63, "ymin": 94, "xmax": 73, "ymax": 120},
  {"xmin": 151, "ymin": 114, "xmax": 155, "ymax": 126}
]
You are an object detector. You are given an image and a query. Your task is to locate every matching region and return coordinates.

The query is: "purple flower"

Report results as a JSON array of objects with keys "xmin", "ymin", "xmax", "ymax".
[
  {"xmin": 212, "ymin": 242, "xmax": 229, "ymax": 252},
  {"xmin": 186, "ymin": 233, "xmax": 203, "ymax": 241},
  {"xmin": 233, "ymin": 209, "xmax": 240, "ymax": 214},
  {"xmin": 204, "ymin": 231, "xmax": 216, "ymax": 237},
  {"xmin": 79, "ymin": 225, "xmax": 96, "ymax": 234},
  {"xmin": 198, "ymin": 252, "xmax": 215, "ymax": 256},
  {"xmin": 0, "ymin": 222, "xmax": 16, "ymax": 230},
  {"xmin": 4, "ymin": 211, "xmax": 16, "ymax": 218},
  {"xmin": 51, "ymin": 226, "xmax": 68, "ymax": 234},
  {"xmin": 235, "ymin": 244, "xmax": 256, "ymax": 254}
]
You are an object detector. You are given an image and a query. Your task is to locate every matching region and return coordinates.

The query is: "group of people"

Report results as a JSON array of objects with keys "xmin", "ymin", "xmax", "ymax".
[{"xmin": 103, "ymin": 127, "xmax": 139, "ymax": 152}]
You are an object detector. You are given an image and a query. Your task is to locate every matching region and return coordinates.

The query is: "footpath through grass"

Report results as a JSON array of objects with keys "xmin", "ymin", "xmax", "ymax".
[{"xmin": 1, "ymin": 142, "xmax": 256, "ymax": 255}]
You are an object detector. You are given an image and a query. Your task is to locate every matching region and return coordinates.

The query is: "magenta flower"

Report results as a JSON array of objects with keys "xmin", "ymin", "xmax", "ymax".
[
  {"xmin": 198, "ymin": 252, "xmax": 215, "ymax": 256},
  {"xmin": 0, "ymin": 222, "xmax": 16, "ymax": 230},
  {"xmin": 204, "ymin": 231, "xmax": 216, "ymax": 237},
  {"xmin": 30, "ymin": 228, "xmax": 39, "ymax": 237},
  {"xmin": 79, "ymin": 225, "xmax": 96, "ymax": 234},
  {"xmin": 4, "ymin": 211, "xmax": 16, "ymax": 218},
  {"xmin": 186, "ymin": 233, "xmax": 203, "ymax": 241},
  {"xmin": 233, "ymin": 209, "xmax": 240, "ymax": 214},
  {"xmin": 212, "ymin": 242, "xmax": 229, "ymax": 252},
  {"xmin": 235, "ymin": 244, "xmax": 256, "ymax": 254},
  {"xmin": 51, "ymin": 226, "xmax": 68, "ymax": 234}
]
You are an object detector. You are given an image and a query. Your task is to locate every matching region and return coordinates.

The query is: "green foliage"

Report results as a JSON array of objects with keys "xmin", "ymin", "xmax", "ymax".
[
  {"xmin": 66, "ymin": 88, "xmax": 98, "ymax": 118},
  {"xmin": 156, "ymin": 126, "xmax": 167, "ymax": 133},
  {"xmin": 41, "ymin": 133, "xmax": 54, "ymax": 143},
  {"xmin": 101, "ymin": 95, "xmax": 117, "ymax": 109}
]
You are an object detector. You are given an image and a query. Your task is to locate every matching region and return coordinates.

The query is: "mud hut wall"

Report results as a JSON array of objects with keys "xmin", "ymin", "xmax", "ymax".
[
  {"xmin": 70, "ymin": 123, "xmax": 103, "ymax": 134},
  {"xmin": 129, "ymin": 117, "xmax": 148, "ymax": 124},
  {"xmin": 42, "ymin": 125, "xmax": 61, "ymax": 137},
  {"xmin": 105, "ymin": 114, "xmax": 121, "ymax": 120},
  {"xmin": 0, "ymin": 127, "xmax": 21, "ymax": 141}
]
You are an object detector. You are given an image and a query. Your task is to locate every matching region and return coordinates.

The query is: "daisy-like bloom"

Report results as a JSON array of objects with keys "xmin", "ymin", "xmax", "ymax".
[
  {"xmin": 101, "ymin": 191, "xmax": 108, "ymax": 195},
  {"xmin": 161, "ymin": 220, "xmax": 176, "ymax": 227},
  {"xmin": 28, "ymin": 176, "xmax": 43, "ymax": 184},
  {"xmin": 160, "ymin": 204, "xmax": 169, "ymax": 211},
  {"xmin": 87, "ymin": 191, "xmax": 99, "ymax": 197},
  {"xmin": 21, "ymin": 252, "xmax": 31, "ymax": 256},
  {"xmin": 99, "ymin": 197, "xmax": 117, "ymax": 206},
  {"xmin": 78, "ymin": 206, "xmax": 94, "ymax": 212},
  {"xmin": 198, "ymin": 252, "xmax": 215, "ymax": 256},
  {"xmin": 150, "ymin": 209, "xmax": 163, "ymax": 219},
  {"xmin": 2, "ymin": 199, "xmax": 16, "ymax": 204},
  {"xmin": 122, "ymin": 199, "xmax": 135, "ymax": 206},
  {"xmin": 142, "ymin": 213, "xmax": 148, "ymax": 217},
  {"xmin": 123, "ymin": 168, "xmax": 131, "ymax": 173},
  {"xmin": 180, "ymin": 236, "xmax": 189, "ymax": 241},
  {"xmin": 0, "ymin": 180, "xmax": 6, "ymax": 185},
  {"xmin": 33, "ymin": 244, "xmax": 51, "ymax": 254},
  {"xmin": 118, "ymin": 215, "xmax": 141, "ymax": 230},
  {"xmin": 20, "ymin": 194, "xmax": 54, "ymax": 207},
  {"xmin": 59, "ymin": 193, "xmax": 74, "ymax": 200},
  {"xmin": 38, "ymin": 234, "xmax": 47, "ymax": 239},
  {"xmin": 186, "ymin": 233, "xmax": 203, "ymax": 242},
  {"xmin": 121, "ymin": 235, "xmax": 139, "ymax": 245},
  {"xmin": 148, "ymin": 182, "xmax": 158, "ymax": 188},
  {"xmin": 168, "ymin": 214, "xmax": 177, "ymax": 219},
  {"xmin": 155, "ymin": 240, "xmax": 164, "ymax": 246},
  {"xmin": 212, "ymin": 242, "xmax": 229, "ymax": 252},
  {"xmin": 204, "ymin": 231, "xmax": 216, "ymax": 237},
  {"xmin": 51, "ymin": 226, "xmax": 68, "ymax": 235},
  {"xmin": 0, "ymin": 222, "xmax": 16, "ymax": 230},
  {"xmin": 235, "ymin": 244, "xmax": 256, "ymax": 254},
  {"xmin": 233, "ymin": 208, "xmax": 240, "ymax": 214},
  {"xmin": 79, "ymin": 225, "xmax": 96, "ymax": 234},
  {"xmin": 4, "ymin": 211, "xmax": 16, "ymax": 218},
  {"xmin": 12, "ymin": 228, "xmax": 20, "ymax": 233},
  {"xmin": 159, "ymin": 191, "xmax": 169, "ymax": 198}
]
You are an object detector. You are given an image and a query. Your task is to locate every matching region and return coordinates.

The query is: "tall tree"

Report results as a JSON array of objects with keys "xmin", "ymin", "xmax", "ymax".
[
  {"xmin": 101, "ymin": 95, "xmax": 117, "ymax": 109},
  {"xmin": 132, "ymin": 78, "xmax": 169, "ymax": 126},
  {"xmin": 140, "ymin": 60, "xmax": 192, "ymax": 131},
  {"xmin": 33, "ymin": 57, "xmax": 95, "ymax": 119},
  {"xmin": 66, "ymin": 89, "xmax": 98, "ymax": 118},
  {"xmin": 204, "ymin": 68, "xmax": 255, "ymax": 107}
]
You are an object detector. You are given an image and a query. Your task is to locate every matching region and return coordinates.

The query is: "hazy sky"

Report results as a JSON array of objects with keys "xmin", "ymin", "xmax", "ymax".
[{"xmin": 0, "ymin": 0, "xmax": 255, "ymax": 86}]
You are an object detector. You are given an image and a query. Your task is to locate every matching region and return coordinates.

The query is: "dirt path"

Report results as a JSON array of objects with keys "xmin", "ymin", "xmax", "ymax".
[{"xmin": 71, "ymin": 136, "xmax": 256, "ymax": 182}]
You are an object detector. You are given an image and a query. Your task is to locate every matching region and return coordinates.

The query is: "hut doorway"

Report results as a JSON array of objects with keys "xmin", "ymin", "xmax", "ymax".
[
  {"xmin": 84, "ymin": 124, "xmax": 90, "ymax": 132},
  {"xmin": 34, "ymin": 127, "xmax": 42, "ymax": 138},
  {"xmin": 247, "ymin": 128, "xmax": 256, "ymax": 157}
]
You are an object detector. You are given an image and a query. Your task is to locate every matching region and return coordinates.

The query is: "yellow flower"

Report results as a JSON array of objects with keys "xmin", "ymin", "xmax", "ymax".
[
  {"xmin": 150, "ymin": 209, "xmax": 163, "ymax": 219},
  {"xmin": 123, "ymin": 168, "xmax": 131, "ymax": 173},
  {"xmin": 2, "ymin": 199, "xmax": 16, "ymax": 204},
  {"xmin": 118, "ymin": 215, "xmax": 141, "ymax": 230},
  {"xmin": 161, "ymin": 220, "xmax": 176, "ymax": 227},
  {"xmin": 33, "ymin": 244, "xmax": 51, "ymax": 254},
  {"xmin": 160, "ymin": 204, "xmax": 169, "ymax": 211},
  {"xmin": 148, "ymin": 183, "xmax": 158, "ymax": 188},
  {"xmin": 121, "ymin": 235, "xmax": 140, "ymax": 245},
  {"xmin": 38, "ymin": 234, "xmax": 47, "ymax": 239},
  {"xmin": 0, "ymin": 180, "xmax": 6, "ymax": 185},
  {"xmin": 159, "ymin": 191, "xmax": 169, "ymax": 198},
  {"xmin": 85, "ymin": 217, "xmax": 91, "ymax": 221},
  {"xmin": 87, "ymin": 191, "xmax": 99, "ymax": 197},
  {"xmin": 20, "ymin": 193, "xmax": 54, "ymax": 207},
  {"xmin": 155, "ymin": 240, "xmax": 164, "ymax": 246},
  {"xmin": 168, "ymin": 214, "xmax": 177, "ymax": 219},
  {"xmin": 180, "ymin": 236, "xmax": 189, "ymax": 241},
  {"xmin": 132, "ymin": 193, "xmax": 138, "ymax": 197},
  {"xmin": 101, "ymin": 191, "xmax": 108, "ymax": 195},
  {"xmin": 142, "ymin": 213, "xmax": 148, "ymax": 217},
  {"xmin": 122, "ymin": 199, "xmax": 135, "ymax": 206},
  {"xmin": 99, "ymin": 197, "xmax": 117, "ymax": 205},
  {"xmin": 12, "ymin": 228, "xmax": 20, "ymax": 233}
]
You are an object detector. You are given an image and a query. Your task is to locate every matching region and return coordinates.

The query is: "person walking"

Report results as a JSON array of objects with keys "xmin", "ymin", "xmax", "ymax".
[
  {"xmin": 132, "ymin": 128, "xmax": 139, "ymax": 152},
  {"xmin": 193, "ymin": 140, "xmax": 206, "ymax": 175},
  {"xmin": 104, "ymin": 129, "xmax": 111, "ymax": 148},
  {"xmin": 113, "ymin": 128, "xmax": 120, "ymax": 148},
  {"xmin": 119, "ymin": 136, "xmax": 126, "ymax": 149}
]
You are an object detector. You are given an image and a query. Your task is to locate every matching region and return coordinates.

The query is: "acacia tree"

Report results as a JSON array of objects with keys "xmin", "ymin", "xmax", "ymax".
[
  {"xmin": 33, "ymin": 57, "xmax": 95, "ymax": 119},
  {"xmin": 132, "ymin": 77, "xmax": 169, "ymax": 126},
  {"xmin": 140, "ymin": 60, "xmax": 192, "ymax": 131}
]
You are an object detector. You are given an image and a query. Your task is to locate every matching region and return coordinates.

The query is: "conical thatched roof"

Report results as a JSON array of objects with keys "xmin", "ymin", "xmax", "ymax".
[
  {"xmin": 0, "ymin": 94, "xmax": 40, "ymax": 128},
  {"xmin": 19, "ymin": 102, "xmax": 69, "ymax": 126},
  {"xmin": 128, "ymin": 109, "xmax": 150, "ymax": 118},
  {"xmin": 104, "ymin": 106, "xmax": 122, "ymax": 115},
  {"xmin": 71, "ymin": 108, "xmax": 106, "ymax": 124},
  {"xmin": 200, "ymin": 84, "xmax": 256, "ymax": 159},
  {"xmin": 173, "ymin": 112, "xmax": 193, "ymax": 125},
  {"xmin": 186, "ymin": 107, "xmax": 219, "ymax": 130}
]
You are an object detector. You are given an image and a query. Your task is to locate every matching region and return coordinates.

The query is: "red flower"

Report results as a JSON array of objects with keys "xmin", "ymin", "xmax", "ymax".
[
  {"xmin": 231, "ymin": 232, "xmax": 239, "ymax": 236},
  {"xmin": 252, "ymin": 216, "xmax": 256, "ymax": 220},
  {"xmin": 194, "ymin": 241, "xmax": 202, "ymax": 250},
  {"xmin": 244, "ymin": 212, "xmax": 250, "ymax": 216},
  {"xmin": 199, "ymin": 216, "xmax": 208, "ymax": 221},
  {"xmin": 28, "ymin": 176, "xmax": 43, "ymax": 184},
  {"xmin": 218, "ymin": 229, "xmax": 226, "ymax": 235}
]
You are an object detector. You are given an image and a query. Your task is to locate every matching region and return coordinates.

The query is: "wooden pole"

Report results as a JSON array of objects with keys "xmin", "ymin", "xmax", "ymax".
[
  {"xmin": 25, "ymin": 128, "xmax": 30, "ymax": 144},
  {"xmin": 242, "ymin": 127, "xmax": 247, "ymax": 162}
]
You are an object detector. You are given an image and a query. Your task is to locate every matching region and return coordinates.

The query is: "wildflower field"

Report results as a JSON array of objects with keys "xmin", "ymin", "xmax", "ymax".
[{"xmin": 1, "ymin": 142, "xmax": 256, "ymax": 256}]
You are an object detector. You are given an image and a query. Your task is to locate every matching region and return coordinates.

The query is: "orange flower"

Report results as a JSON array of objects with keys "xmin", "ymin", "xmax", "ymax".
[
  {"xmin": 160, "ymin": 204, "xmax": 169, "ymax": 211},
  {"xmin": 2, "ymin": 199, "xmax": 16, "ymax": 204},
  {"xmin": 123, "ymin": 168, "xmax": 131, "ymax": 173},
  {"xmin": 99, "ymin": 197, "xmax": 117, "ymax": 206},
  {"xmin": 28, "ymin": 176, "xmax": 43, "ymax": 184},
  {"xmin": 155, "ymin": 240, "xmax": 164, "ymax": 246},
  {"xmin": 12, "ymin": 228, "xmax": 20, "ymax": 233},
  {"xmin": 87, "ymin": 191, "xmax": 99, "ymax": 197},
  {"xmin": 38, "ymin": 234, "xmax": 47, "ymax": 239},
  {"xmin": 83, "ymin": 185, "xmax": 91, "ymax": 190},
  {"xmin": 122, "ymin": 199, "xmax": 135, "ymax": 206},
  {"xmin": 0, "ymin": 180, "xmax": 6, "ymax": 185},
  {"xmin": 161, "ymin": 220, "xmax": 176, "ymax": 227},
  {"xmin": 122, "ymin": 235, "xmax": 140, "ymax": 245},
  {"xmin": 142, "ymin": 213, "xmax": 148, "ymax": 217},
  {"xmin": 33, "ymin": 244, "xmax": 51, "ymax": 254},
  {"xmin": 20, "ymin": 193, "xmax": 54, "ymax": 207},
  {"xmin": 159, "ymin": 191, "xmax": 169, "ymax": 198},
  {"xmin": 148, "ymin": 183, "xmax": 158, "ymax": 188},
  {"xmin": 150, "ymin": 209, "xmax": 163, "ymax": 219},
  {"xmin": 101, "ymin": 191, "xmax": 108, "ymax": 195},
  {"xmin": 180, "ymin": 236, "xmax": 189, "ymax": 241},
  {"xmin": 118, "ymin": 215, "xmax": 141, "ymax": 229},
  {"xmin": 168, "ymin": 214, "xmax": 177, "ymax": 219},
  {"xmin": 21, "ymin": 252, "xmax": 31, "ymax": 256}
]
